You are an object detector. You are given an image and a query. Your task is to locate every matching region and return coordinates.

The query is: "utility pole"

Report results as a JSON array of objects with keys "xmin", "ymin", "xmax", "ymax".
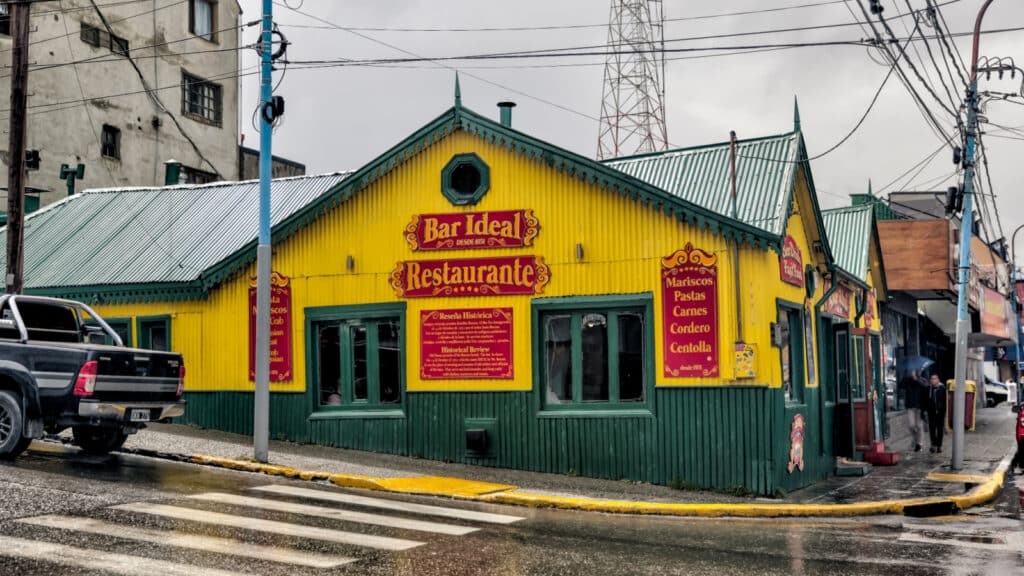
[
  {"xmin": 951, "ymin": 0, "xmax": 995, "ymax": 470},
  {"xmin": 5, "ymin": 0, "xmax": 30, "ymax": 295},
  {"xmin": 253, "ymin": 0, "xmax": 274, "ymax": 463}
]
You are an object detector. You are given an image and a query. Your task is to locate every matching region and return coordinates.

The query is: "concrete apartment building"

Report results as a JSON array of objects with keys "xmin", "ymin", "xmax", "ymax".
[{"xmin": 0, "ymin": 0, "xmax": 242, "ymax": 208}]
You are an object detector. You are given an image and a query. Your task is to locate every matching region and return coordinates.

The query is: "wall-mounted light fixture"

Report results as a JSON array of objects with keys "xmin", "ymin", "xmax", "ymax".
[
  {"xmin": 346, "ymin": 255, "xmax": 355, "ymax": 272},
  {"xmin": 575, "ymin": 243, "xmax": 584, "ymax": 261}
]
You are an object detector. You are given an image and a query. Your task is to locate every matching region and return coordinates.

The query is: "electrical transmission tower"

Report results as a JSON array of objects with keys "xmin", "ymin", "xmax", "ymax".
[{"xmin": 597, "ymin": 0, "xmax": 667, "ymax": 160}]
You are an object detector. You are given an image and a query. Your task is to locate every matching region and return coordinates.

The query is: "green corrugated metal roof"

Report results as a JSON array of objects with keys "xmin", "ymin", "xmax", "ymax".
[
  {"xmin": 0, "ymin": 173, "xmax": 350, "ymax": 293},
  {"xmin": 821, "ymin": 204, "xmax": 873, "ymax": 283},
  {"xmin": 2, "ymin": 101, "xmax": 791, "ymax": 304},
  {"xmin": 603, "ymin": 133, "xmax": 801, "ymax": 236}
]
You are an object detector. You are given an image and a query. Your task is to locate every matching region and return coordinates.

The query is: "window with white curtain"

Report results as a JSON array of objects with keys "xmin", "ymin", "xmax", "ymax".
[{"xmin": 190, "ymin": 0, "xmax": 215, "ymax": 41}]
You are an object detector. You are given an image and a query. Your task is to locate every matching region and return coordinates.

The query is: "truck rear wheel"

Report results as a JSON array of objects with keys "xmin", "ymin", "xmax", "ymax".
[
  {"xmin": 73, "ymin": 426, "xmax": 127, "ymax": 455},
  {"xmin": 0, "ymin": 390, "xmax": 28, "ymax": 460}
]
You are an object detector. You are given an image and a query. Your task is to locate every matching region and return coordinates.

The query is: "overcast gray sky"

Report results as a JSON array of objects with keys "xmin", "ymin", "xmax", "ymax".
[{"xmin": 238, "ymin": 0, "xmax": 1024, "ymax": 257}]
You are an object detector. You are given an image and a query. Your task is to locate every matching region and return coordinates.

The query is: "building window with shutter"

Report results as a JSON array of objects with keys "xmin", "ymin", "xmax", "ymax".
[
  {"xmin": 81, "ymin": 23, "xmax": 129, "ymax": 56},
  {"xmin": 189, "ymin": 0, "xmax": 216, "ymax": 42},
  {"xmin": 101, "ymin": 125, "xmax": 120, "ymax": 160},
  {"xmin": 0, "ymin": 5, "xmax": 10, "ymax": 36}
]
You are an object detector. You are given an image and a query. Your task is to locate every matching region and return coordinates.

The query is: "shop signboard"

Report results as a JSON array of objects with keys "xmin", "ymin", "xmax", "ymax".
[
  {"xmin": 981, "ymin": 287, "xmax": 1010, "ymax": 339},
  {"xmin": 405, "ymin": 209, "xmax": 540, "ymax": 251},
  {"xmin": 822, "ymin": 279, "xmax": 851, "ymax": 319},
  {"xmin": 779, "ymin": 235, "xmax": 805, "ymax": 287},
  {"xmin": 661, "ymin": 244, "xmax": 719, "ymax": 378},
  {"xmin": 390, "ymin": 255, "xmax": 550, "ymax": 298},
  {"xmin": 420, "ymin": 308, "xmax": 513, "ymax": 379},
  {"xmin": 248, "ymin": 272, "xmax": 292, "ymax": 382},
  {"xmin": 864, "ymin": 289, "xmax": 876, "ymax": 327}
]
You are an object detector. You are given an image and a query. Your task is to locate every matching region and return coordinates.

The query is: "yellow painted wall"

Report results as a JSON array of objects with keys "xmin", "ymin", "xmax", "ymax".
[{"xmin": 93, "ymin": 129, "xmax": 834, "ymax": 394}]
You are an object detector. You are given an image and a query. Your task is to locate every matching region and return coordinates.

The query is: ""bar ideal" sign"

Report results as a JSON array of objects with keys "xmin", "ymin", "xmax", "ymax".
[{"xmin": 405, "ymin": 209, "xmax": 540, "ymax": 251}]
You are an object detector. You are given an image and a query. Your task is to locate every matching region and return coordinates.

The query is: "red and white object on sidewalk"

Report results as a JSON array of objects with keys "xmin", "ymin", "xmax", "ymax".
[{"xmin": 863, "ymin": 440, "xmax": 900, "ymax": 466}]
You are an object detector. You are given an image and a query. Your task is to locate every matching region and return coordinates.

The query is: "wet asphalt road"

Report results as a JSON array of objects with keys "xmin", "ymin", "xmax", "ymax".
[{"xmin": 0, "ymin": 441, "xmax": 1021, "ymax": 576}]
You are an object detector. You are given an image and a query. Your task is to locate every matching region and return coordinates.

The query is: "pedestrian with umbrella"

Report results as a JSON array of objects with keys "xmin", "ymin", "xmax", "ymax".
[{"xmin": 899, "ymin": 356, "xmax": 933, "ymax": 452}]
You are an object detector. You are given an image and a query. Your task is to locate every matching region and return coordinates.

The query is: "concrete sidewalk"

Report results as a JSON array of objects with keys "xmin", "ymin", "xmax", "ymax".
[{"xmin": 105, "ymin": 404, "xmax": 1018, "ymax": 518}]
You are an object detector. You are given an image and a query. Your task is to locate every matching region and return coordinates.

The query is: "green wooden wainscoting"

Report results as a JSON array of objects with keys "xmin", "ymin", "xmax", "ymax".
[{"xmin": 179, "ymin": 386, "xmax": 832, "ymax": 496}]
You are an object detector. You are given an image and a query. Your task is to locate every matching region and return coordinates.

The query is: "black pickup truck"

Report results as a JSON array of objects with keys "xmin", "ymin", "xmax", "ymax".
[{"xmin": 0, "ymin": 295, "xmax": 185, "ymax": 458}]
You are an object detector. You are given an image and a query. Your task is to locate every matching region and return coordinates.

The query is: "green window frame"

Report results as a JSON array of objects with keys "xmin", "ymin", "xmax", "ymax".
[
  {"xmin": 441, "ymin": 153, "xmax": 490, "ymax": 206},
  {"xmin": 104, "ymin": 317, "xmax": 133, "ymax": 347},
  {"xmin": 532, "ymin": 294, "xmax": 654, "ymax": 416},
  {"xmin": 136, "ymin": 315, "xmax": 171, "ymax": 351},
  {"xmin": 851, "ymin": 334, "xmax": 866, "ymax": 401},
  {"xmin": 306, "ymin": 303, "xmax": 406, "ymax": 416},
  {"xmin": 778, "ymin": 301, "xmax": 805, "ymax": 404}
]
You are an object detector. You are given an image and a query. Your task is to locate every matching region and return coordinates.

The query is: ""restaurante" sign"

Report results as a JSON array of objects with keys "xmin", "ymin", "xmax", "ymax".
[{"xmin": 390, "ymin": 255, "xmax": 550, "ymax": 298}]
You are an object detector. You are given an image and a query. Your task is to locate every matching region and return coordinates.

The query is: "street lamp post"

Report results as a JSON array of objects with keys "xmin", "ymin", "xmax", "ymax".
[{"xmin": 950, "ymin": 0, "xmax": 995, "ymax": 470}]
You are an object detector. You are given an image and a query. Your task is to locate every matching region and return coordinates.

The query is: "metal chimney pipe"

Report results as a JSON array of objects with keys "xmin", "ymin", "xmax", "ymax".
[{"xmin": 497, "ymin": 102, "xmax": 516, "ymax": 127}]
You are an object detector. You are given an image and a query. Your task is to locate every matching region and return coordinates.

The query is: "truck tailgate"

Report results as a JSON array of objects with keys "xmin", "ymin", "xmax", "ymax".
[{"xmin": 92, "ymin": 350, "xmax": 182, "ymax": 402}]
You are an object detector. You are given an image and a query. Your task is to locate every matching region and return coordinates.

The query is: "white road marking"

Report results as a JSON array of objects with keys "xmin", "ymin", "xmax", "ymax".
[
  {"xmin": 252, "ymin": 484, "xmax": 525, "ymax": 525},
  {"xmin": 18, "ymin": 515, "xmax": 355, "ymax": 569},
  {"xmin": 190, "ymin": 492, "xmax": 478, "ymax": 536},
  {"xmin": 111, "ymin": 502, "xmax": 423, "ymax": 551},
  {"xmin": 0, "ymin": 536, "xmax": 248, "ymax": 576}
]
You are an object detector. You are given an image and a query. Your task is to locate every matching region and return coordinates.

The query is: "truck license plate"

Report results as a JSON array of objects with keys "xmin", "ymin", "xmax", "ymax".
[{"xmin": 129, "ymin": 409, "xmax": 151, "ymax": 422}]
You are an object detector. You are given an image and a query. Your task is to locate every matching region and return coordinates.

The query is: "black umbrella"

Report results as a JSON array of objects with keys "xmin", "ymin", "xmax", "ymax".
[{"xmin": 898, "ymin": 356, "xmax": 935, "ymax": 376}]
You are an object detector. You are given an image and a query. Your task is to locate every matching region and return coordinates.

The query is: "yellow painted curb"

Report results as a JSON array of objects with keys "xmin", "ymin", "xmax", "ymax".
[
  {"xmin": 927, "ymin": 472, "xmax": 990, "ymax": 484},
  {"xmin": 182, "ymin": 450, "xmax": 1014, "ymax": 519}
]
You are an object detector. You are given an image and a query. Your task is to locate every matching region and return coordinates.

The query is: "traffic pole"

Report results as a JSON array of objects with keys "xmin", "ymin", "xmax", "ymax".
[
  {"xmin": 253, "ymin": 0, "xmax": 274, "ymax": 463},
  {"xmin": 951, "ymin": 0, "xmax": 995, "ymax": 470}
]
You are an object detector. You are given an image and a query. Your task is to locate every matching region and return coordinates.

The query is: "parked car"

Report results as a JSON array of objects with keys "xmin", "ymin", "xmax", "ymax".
[
  {"xmin": 0, "ymin": 295, "xmax": 185, "ymax": 459},
  {"xmin": 984, "ymin": 377, "xmax": 1008, "ymax": 407}
]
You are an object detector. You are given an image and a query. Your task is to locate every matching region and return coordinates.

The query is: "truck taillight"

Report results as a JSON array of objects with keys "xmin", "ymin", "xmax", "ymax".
[
  {"xmin": 176, "ymin": 365, "xmax": 185, "ymax": 398},
  {"xmin": 73, "ymin": 360, "xmax": 98, "ymax": 397}
]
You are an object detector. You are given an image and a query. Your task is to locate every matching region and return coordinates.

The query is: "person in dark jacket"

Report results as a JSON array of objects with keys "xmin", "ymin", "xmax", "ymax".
[
  {"xmin": 926, "ymin": 374, "xmax": 948, "ymax": 453},
  {"xmin": 901, "ymin": 370, "xmax": 926, "ymax": 451}
]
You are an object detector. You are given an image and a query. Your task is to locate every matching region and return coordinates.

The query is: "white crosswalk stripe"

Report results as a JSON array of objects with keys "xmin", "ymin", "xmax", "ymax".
[
  {"xmin": 17, "ymin": 515, "xmax": 356, "ymax": 569},
  {"xmin": 252, "ymin": 484, "xmax": 526, "ymax": 524},
  {"xmin": 2, "ymin": 483, "xmax": 525, "ymax": 574},
  {"xmin": 111, "ymin": 501, "xmax": 425, "ymax": 551},
  {"xmin": 190, "ymin": 492, "xmax": 479, "ymax": 535},
  {"xmin": 0, "ymin": 535, "xmax": 250, "ymax": 576}
]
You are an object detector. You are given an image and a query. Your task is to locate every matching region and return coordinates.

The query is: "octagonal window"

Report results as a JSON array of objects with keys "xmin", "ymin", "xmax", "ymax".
[{"xmin": 441, "ymin": 153, "xmax": 490, "ymax": 206}]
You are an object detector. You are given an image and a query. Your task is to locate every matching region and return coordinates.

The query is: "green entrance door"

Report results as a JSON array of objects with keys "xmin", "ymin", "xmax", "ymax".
[{"xmin": 833, "ymin": 324, "xmax": 853, "ymax": 458}]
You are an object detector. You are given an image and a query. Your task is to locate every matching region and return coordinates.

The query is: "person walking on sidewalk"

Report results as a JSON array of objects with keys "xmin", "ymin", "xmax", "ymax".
[
  {"xmin": 902, "ymin": 370, "xmax": 927, "ymax": 451},
  {"xmin": 926, "ymin": 374, "xmax": 948, "ymax": 453}
]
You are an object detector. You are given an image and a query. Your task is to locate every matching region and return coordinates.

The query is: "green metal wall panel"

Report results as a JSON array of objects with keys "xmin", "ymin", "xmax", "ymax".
[{"xmin": 179, "ymin": 386, "xmax": 833, "ymax": 496}]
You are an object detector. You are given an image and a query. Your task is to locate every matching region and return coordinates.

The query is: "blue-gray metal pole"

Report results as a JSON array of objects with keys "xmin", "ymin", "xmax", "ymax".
[
  {"xmin": 951, "ymin": 0, "xmax": 995, "ymax": 470},
  {"xmin": 254, "ymin": 0, "xmax": 273, "ymax": 463}
]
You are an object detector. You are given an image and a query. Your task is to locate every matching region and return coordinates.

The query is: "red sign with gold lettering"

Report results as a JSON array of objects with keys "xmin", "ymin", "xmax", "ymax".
[
  {"xmin": 779, "ymin": 235, "xmax": 804, "ymax": 287},
  {"xmin": 421, "ymin": 308, "xmax": 513, "ymax": 379},
  {"xmin": 248, "ymin": 272, "xmax": 292, "ymax": 382},
  {"xmin": 822, "ymin": 279, "xmax": 851, "ymax": 319},
  {"xmin": 390, "ymin": 256, "xmax": 550, "ymax": 298},
  {"xmin": 405, "ymin": 210, "xmax": 539, "ymax": 251},
  {"xmin": 661, "ymin": 244, "xmax": 719, "ymax": 378}
]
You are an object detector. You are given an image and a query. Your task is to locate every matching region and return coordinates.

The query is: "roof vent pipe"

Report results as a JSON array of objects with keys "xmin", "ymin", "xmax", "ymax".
[{"xmin": 497, "ymin": 101, "xmax": 516, "ymax": 127}]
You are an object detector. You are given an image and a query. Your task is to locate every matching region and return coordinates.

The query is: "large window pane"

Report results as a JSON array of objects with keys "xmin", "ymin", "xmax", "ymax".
[
  {"xmin": 618, "ymin": 312, "xmax": 644, "ymax": 402},
  {"xmin": 581, "ymin": 313, "xmax": 608, "ymax": 402},
  {"xmin": 378, "ymin": 320, "xmax": 401, "ymax": 404},
  {"xmin": 350, "ymin": 324, "xmax": 368, "ymax": 401},
  {"xmin": 318, "ymin": 324, "xmax": 341, "ymax": 406},
  {"xmin": 544, "ymin": 315, "xmax": 572, "ymax": 403}
]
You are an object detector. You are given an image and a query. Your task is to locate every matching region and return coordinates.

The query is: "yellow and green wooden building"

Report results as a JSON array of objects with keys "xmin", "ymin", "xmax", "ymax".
[{"xmin": 4, "ymin": 90, "xmax": 883, "ymax": 495}]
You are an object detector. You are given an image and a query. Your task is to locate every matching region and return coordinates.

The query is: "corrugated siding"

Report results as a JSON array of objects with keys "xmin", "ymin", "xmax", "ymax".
[
  {"xmin": 181, "ymin": 387, "xmax": 812, "ymax": 496},
  {"xmin": 0, "ymin": 174, "xmax": 350, "ymax": 288},
  {"xmin": 605, "ymin": 134, "xmax": 799, "ymax": 236},
  {"xmin": 822, "ymin": 205, "xmax": 873, "ymax": 283}
]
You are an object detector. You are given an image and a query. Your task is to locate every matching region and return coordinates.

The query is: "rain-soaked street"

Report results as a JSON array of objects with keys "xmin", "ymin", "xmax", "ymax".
[{"xmin": 0, "ymin": 441, "xmax": 1021, "ymax": 576}]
